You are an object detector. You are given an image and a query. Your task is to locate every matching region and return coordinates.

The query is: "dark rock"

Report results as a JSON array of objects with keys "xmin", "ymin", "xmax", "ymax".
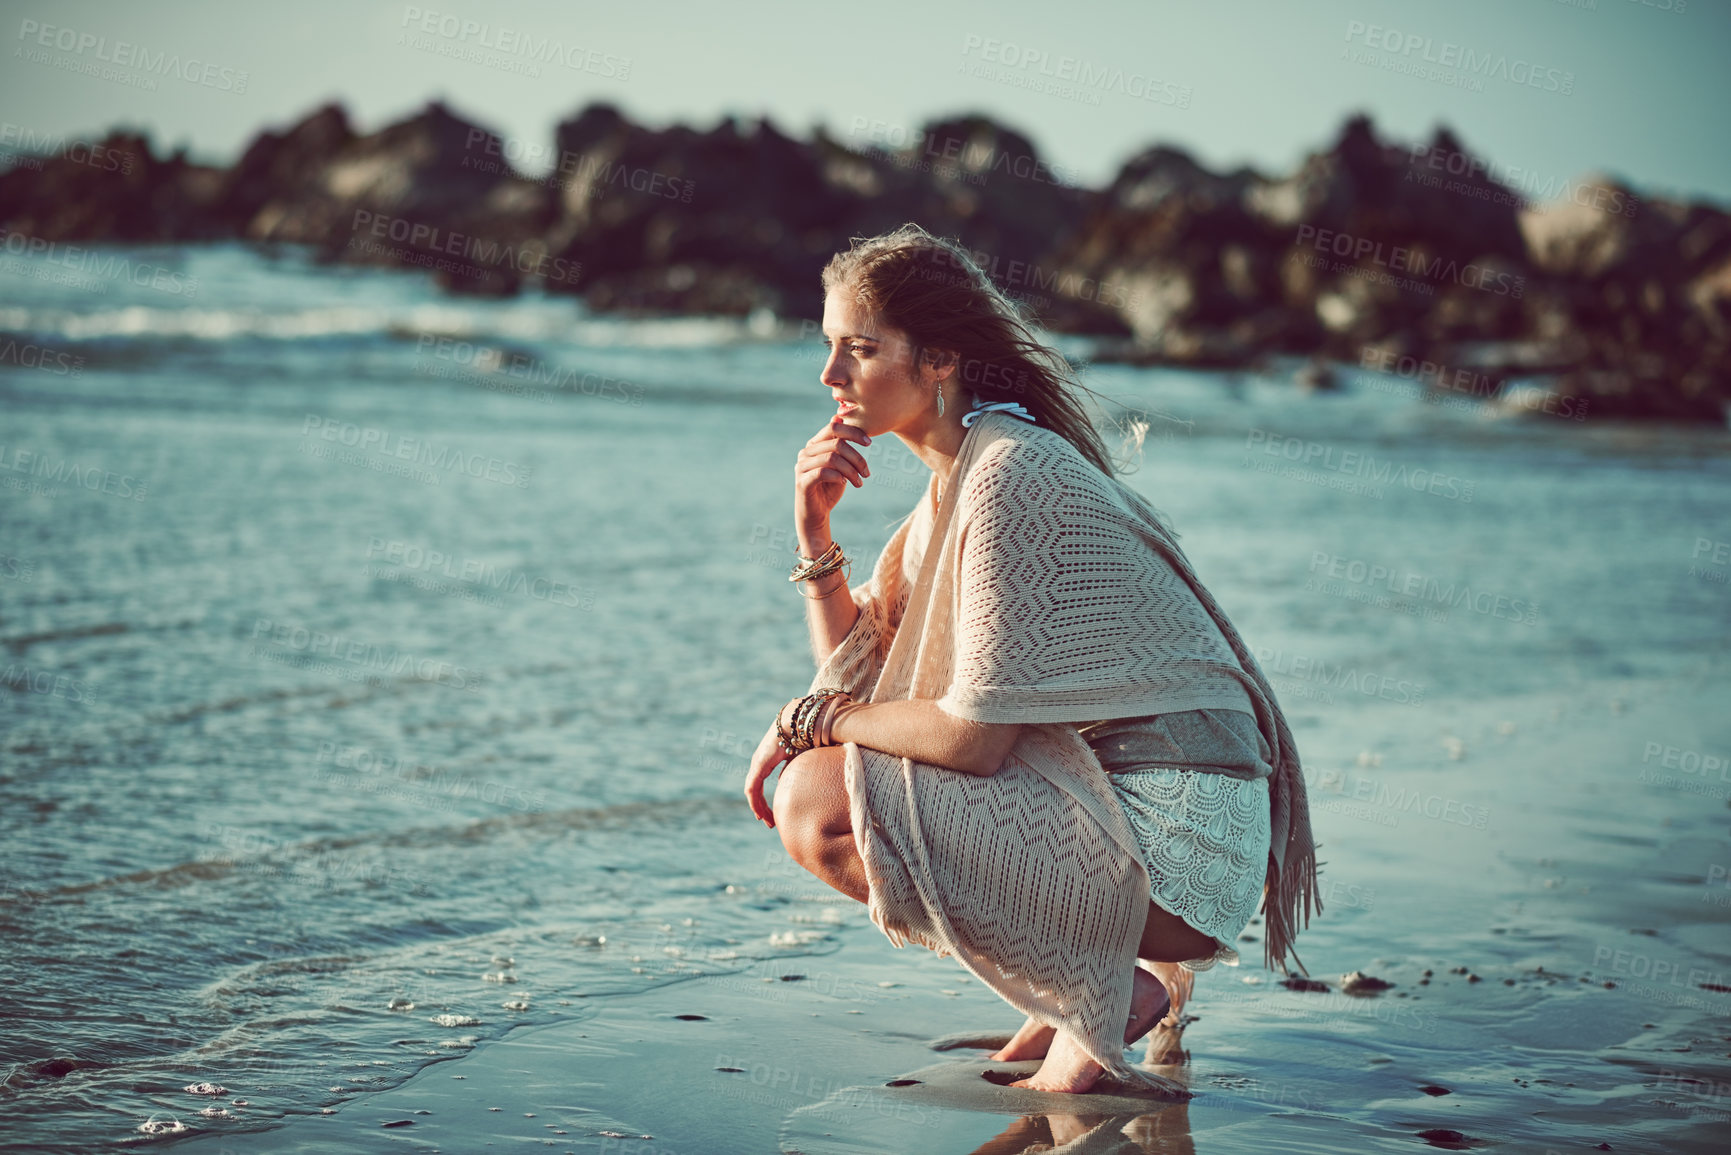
[
  {"xmin": 212, "ymin": 103, "xmax": 355, "ymax": 230},
  {"xmin": 199, "ymin": 100, "xmax": 554, "ymax": 296},
  {"xmin": 538, "ymin": 107, "xmax": 1088, "ymax": 321},
  {"xmin": 1295, "ymin": 360, "xmax": 1338, "ymax": 391},
  {"xmin": 1340, "ymin": 970, "xmax": 1394, "ymax": 993},
  {"xmin": 1280, "ymin": 976, "xmax": 1331, "ymax": 992},
  {"xmin": 2, "ymin": 101, "xmax": 1724, "ymax": 420},
  {"xmin": 0, "ymin": 130, "xmax": 225, "ymax": 241},
  {"xmin": 1516, "ymin": 183, "xmax": 1731, "ymax": 420}
]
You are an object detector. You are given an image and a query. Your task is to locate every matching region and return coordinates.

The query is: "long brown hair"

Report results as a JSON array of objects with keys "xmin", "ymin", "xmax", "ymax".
[{"xmin": 821, "ymin": 223, "xmax": 1118, "ymax": 477}]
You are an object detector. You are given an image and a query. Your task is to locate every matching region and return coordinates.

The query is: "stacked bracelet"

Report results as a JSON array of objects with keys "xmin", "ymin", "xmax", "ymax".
[
  {"xmin": 789, "ymin": 541, "xmax": 848, "ymax": 584},
  {"xmin": 775, "ymin": 688, "xmax": 850, "ymax": 757},
  {"xmin": 796, "ymin": 575, "xmax": 850, "ymax": 600}
]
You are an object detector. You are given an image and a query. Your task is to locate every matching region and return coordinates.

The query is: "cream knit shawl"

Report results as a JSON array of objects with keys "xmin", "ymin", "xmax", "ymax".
[{"xmin": 804, "ymin": 409, "xmax": 1318, "ymax": 1086}]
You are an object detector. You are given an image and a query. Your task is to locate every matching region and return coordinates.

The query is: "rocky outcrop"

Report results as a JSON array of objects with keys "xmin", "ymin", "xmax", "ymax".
[
  {"xmin": 1, "ymin": 102, "xmax": 1724, "ymax": 420},
  {"xmin": 1513, "ymin": 180, "xmax": 1731, "ymax": 419},
  {"xmin": 534, "ymin": 107, "xmax": 1089, "ymax": 320},
  {"xmin": 229, "ymin": 101, "xmax": 554, "ymax": 295},
  {"xmin": 1058, "ymin": 115, "xmax": 1728, "ymax": 421},
  {"xmin": 0, "ymin": 130, "xmax": 226, "ymax": 241}
]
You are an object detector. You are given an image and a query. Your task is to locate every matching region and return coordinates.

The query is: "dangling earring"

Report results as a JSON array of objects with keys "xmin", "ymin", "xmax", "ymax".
[{"xmin": 935, "ymin": 379, "xmax": 945, "ymax": 417}]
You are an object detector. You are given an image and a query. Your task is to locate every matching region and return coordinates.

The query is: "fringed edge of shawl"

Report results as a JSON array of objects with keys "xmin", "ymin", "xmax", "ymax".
[{"xmin": 1261, "ymin": 763, "xmax": 1322, "ymax": 976}]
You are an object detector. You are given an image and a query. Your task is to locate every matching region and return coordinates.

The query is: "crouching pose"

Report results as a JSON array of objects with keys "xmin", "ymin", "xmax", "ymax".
[{"xmin": 744, "ymin": 224, "xmax": 1319, "ymax": 1095}]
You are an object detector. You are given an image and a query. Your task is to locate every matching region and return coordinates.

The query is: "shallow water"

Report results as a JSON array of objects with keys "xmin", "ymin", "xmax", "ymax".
[{"xmin": 2, "ymin": 245, "xmax": 1728, "ymax": 1153}]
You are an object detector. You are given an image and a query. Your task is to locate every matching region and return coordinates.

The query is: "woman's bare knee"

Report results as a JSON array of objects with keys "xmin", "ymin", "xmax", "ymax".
[{"xmin": 773, "ymin": 747, "xmax": 846, "ymax": 862}]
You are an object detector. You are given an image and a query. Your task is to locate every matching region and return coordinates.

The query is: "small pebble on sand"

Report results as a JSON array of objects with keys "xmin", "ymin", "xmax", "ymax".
[
  {"xmin": 1340, "ymin": 971, "xmax": 1393, "ymax": 993},
  {"xmin": 1281, "ymin": 976, "xmax": 1331, "ymax": 992}
]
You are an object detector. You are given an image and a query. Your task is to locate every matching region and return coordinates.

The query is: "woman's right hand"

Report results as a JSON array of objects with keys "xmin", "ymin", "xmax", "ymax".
[
  {"xmin": 744, "ymin": 718, "xmax": 793, "ymax": 827},
  {"xmin": 794, "ymin": 416, "xmax": 872, "ymax": 532}
]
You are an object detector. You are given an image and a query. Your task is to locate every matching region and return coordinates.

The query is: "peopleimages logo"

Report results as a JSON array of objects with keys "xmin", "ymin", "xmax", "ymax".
[
  {"xmin": 1342, "ymin": 20, "xmax": 1575, "ymax": 95},
  {"xmin": 959, "ymin": 35, "xmax": 1192, "ymax": 108},
  {"xmin": 1357, "ymin": 347, "xmax": 1588, "ymax": 421},
  {"xmin": 1296, "ymin": 224, "xmax": 1525, "ymax": 298},
  {"xmin": 300, "ymin": 415, "xmax": 534, "ymax": 488},
  {"xmin": 0, "ymin": 122, "xmax": 136, "ymax": 173},
  {"xmin": 0, "ymin": 443, "xmax": 148, "ymax": 500},
  {"xmin": 1406, "ymin": 142, "xmax": 1638, "ymax": 219},
  {"xmin": 398, "ymin": 6, "xmax": 631, "ymax": 78},
  {"xmin": 0, "ymin": 228, "xmax": 199, "ymax": 297},
  {"xmin": 249, "ymin": 617, "xmax": 483, "ymax": 692},
  {"xmin": 348, "ymin": 210, "xmax": 580, "ymax": 286},
  {"xmin": 1254, "ymin": 646, "xmax": 1427, "ymax": 706},
  {"xmin": 1245, "ymin": 427, "xmax": 1477, "ymax": 502},
  {"xmin": 1307, "ymin": 551, "xmax": 1540, "ymax": 626},
  {"xmin": 847, "ymin": 117, "xmax": 1082, "ymax": 188},
  {"xmin": 15, "ymin": 18, "xmax": 250, "ymax": 92},
  {"xmin": 365, "ymin": 536, "xmax": 594, "ymax": 611}
]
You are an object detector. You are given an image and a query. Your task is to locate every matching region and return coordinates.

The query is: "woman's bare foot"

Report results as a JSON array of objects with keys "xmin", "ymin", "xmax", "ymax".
[
  {"xmin": 1008, "ymin": 1027, "xmax": 1103, "ymax": 1093},
  {"xmin": 988, "ymin": 1018, "xmax": 1056, "ymax": 1062},
  {"xmin": 1004, "ymin": 968, "xmax": 1170, "ymax": 1092},
  {"xmin": 993, "ymin": 967, "xmax": 1169, "ymax": 1062}
]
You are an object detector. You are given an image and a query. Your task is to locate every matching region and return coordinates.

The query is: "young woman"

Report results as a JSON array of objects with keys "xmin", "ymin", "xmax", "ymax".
[{"xmin": 743, "ymin": 224, "xmax": 1318, "ymax": 1095}]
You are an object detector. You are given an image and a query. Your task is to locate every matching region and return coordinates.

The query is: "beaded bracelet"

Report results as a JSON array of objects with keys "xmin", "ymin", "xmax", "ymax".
[
  {"xmin": 797, "ymin": 689, "xmax": 841, "ymax": 748},
  {"xmin": 775, "ymin": 688, "xmax": 849, "ymax": 757},
  {"xmin": 793, "ymin": 694, "xmax": 823, "ymax": 749}
]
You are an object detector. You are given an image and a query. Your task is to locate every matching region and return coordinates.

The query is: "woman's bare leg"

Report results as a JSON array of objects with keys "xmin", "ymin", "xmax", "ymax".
[
  {"xmin": 993, "ymin": 962, "xmax": 1168, "ymax": 1059},
  {"xmin": 772, "ymin": 746, "xmax": 867, "ymax": 903},
  {"xmin": 775, "ymin": 753, "xmax": 1201, "ymax": 1093},
  {"xmin": 1136, "ymin": 899, "xmax": 1218, "ymax": 964},
  {"xmin": 1003, "ymin": 900, "xmax": 1218, "ymax": 1087}
]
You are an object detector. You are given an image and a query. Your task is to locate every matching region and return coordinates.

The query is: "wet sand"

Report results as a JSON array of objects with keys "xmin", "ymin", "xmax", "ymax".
[{"xmin": 173, "ymin": 672, "xmax": 1731, "ymax": 1154}]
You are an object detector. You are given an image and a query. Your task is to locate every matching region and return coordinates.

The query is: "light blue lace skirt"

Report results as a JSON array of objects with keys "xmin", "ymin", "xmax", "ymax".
[{"xmin": 1077, "ymin": 709, "xmax": 1274, "ymax": 972}]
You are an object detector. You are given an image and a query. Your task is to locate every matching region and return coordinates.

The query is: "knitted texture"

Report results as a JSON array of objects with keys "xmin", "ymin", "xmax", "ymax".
[{"xmin": 807, "ymin": 409, "xmax": 1318, "ymax": 1087}]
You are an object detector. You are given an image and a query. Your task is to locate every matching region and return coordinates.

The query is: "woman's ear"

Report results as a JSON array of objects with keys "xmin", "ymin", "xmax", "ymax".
[{"xmin": 923, "ymin": 348, "xmax": 959, "ymax": 382}]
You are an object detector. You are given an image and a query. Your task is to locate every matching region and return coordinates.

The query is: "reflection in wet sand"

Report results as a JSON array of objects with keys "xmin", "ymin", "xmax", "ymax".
[
  {"xmin": 964, "ymin": 1017, "xmax": 1195, "ymax": 1154},
  {"xmin": 968, "ymin": 1103, "xmax": 1193, "ymax": 1155}
]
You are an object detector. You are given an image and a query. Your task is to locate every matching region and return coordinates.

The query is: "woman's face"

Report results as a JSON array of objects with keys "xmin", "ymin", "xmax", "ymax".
[{"xmin": 819, "ymin": 287, "xmax": 948, "ymax": 438}]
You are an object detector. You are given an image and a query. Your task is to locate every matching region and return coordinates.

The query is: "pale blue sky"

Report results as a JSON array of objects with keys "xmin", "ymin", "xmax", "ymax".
[{"xmin": 3, "ymin": 0, "xmax": 1727, "ymax": 203}]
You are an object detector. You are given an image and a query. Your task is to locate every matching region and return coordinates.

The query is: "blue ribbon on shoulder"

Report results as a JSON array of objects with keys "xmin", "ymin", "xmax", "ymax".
[{"xmin": 961, "ymin": 399, "xmax": 1037, "ymax": 428}]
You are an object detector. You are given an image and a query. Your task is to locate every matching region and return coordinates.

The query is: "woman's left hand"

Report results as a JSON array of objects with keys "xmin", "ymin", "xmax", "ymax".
[{"xmin": 744, "ymin": 710, "xmax": 796, "ymax": 828}]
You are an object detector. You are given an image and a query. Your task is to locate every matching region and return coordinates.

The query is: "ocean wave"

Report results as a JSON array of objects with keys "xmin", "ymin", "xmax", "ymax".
[
  {"xmin": 7, "ymin": 792, "xmax": 741, "ymax": 908},
  {"xmin": 0, "ymin": 300, "xmax": 785, "ymax": 348}
]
